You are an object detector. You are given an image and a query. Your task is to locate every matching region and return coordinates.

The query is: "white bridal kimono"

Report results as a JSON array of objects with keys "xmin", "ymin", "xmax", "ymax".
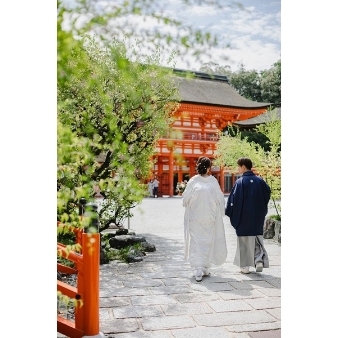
[{"xmin": 182, "ymin": 175, "xmax": 227, "ymax": 269}]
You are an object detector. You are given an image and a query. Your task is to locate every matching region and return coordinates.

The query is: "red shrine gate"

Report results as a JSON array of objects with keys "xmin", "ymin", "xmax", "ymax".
[{"xmin": 151, "ymin": 101, "xmax": 269, "ymax": 196}]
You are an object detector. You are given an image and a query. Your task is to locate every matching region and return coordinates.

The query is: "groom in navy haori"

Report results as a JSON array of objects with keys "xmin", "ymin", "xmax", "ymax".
[{"xmin": 225, "ymin": 157, "xmax": 271, "ymax": 274}]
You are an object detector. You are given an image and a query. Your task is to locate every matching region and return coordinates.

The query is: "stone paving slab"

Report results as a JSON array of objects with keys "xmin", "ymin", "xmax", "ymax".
[
  {"xmin": 192, "ymin": 310, "xmax": 276, "ymax": 326},
  {"xmin": 140, "ymin": 315, "xmax": 196, "ymax": 330},
  {"xmin": 218, "ymin": 289, "xmax": 266, "ymax": 300},
  {"xmin": 254, "ymin": 288, "xmax": 281, "ymax": 297},
  {"xmin": 131, "ymin": 294, "xmax": 179, "ymax": 306},
  {"xmin": 227, "ymin": 333, "xmax": 252, "ymax": 338},
  {"xmin": 264, "ymin": 278, "xmax": 281, "ymax": 288},
  {"xmin": 100, "ymin": 318, "xmax": 139, "ymax": 334},
  {"xmin": 122, "ymin": 266, "xmax": 157, "ymax": 273},
  {"xmin": 99, "ymin": 308, "xmax": 112, "ymax": 320},
  {"xmin": 100, "ymin": 287, "xmax": 151, "ymax": 297},
  {"xmin": 100, "ymin": 280, "xmax": 124, "ymax": 288},
  {"xmin": 174, "ymin": 291, "xmax": 222, "ymax": 303},
  {"xmin": 170, "ymin": 326, "xmax": 232, "ymax": 338},
  {"xmin": 189, "ymin": 282, "xmax": 235, "ymax": 292},
  {"xmin": 207, "ymin": 299, "xmax": 254, "ymax": 312},
  {"xmin": 163, "ymin": 277, "xmax": 194, "ymax": 286},
  {"xmin": 265, "ymin": 308, "xmax": 281, "ymax": 321},
  {"xmin": 112, "ymin": 304, "xmax": 164, "ymax": 318},
  {"xmin": 244, "ymin": 296, "xmax": 281, "ymax": 310},
  {"xmin": 106, "ymin": 275, "xmax": 145, "ymax": 282},
  {"xmin": 109, "ymin": 331, "xmax": 173, "ymax": 338},
  {"xmin": 199, "ymin": 274, "xmax": 243, "ymax": 282},
  {"xmin": 175, "ymin": 271, "xmax": 198, "ymax": 278},
  {"xmin": 139, "ymin": 271, "xmax": 179, "ymax": 279},
  {"xmin": 158, "ymin": 268, "xmax": 192, "ymax": 275},
  {"xmin": 229, "ymin": 322, "xmax": 281, "ymax": 333},
  {"xmin": 243, "ymin": 273, "xmax": 281, "ymax": 281},
  {"xmin": 123, "ymin": 279, "xmax": 164, "ymax": 288},
  {"xmin": 149, "ymin": 285, "xmax": 193, "ymax": 295},
  {"xmin": 248, "ymin": 329, "xmax": 281, "ymax": 338},
  {"xmin": 160, "ymin": 302, "xmax": 214, "ymax": 315},
  {"xmin": 141, "ymin": 256, "xmax": 174, "ymax": 262},
  {"xmin": 100, "ymin": 296, "xmax": 131, "ymax": 307},
  {"xmin": 228, "ymin": 280, "xmax": 275, "ymax": 290},
  {"xmin": 152, "ymin": 263, "xmax": 191, "ymax": 270}
]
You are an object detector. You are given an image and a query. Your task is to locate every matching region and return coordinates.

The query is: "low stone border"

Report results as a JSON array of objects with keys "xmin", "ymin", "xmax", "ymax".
[
  {"xmin": 263, "ymin": 218, "xmax": 281, "ymax": 244},
  {"xmin": 100, "ymin": 228, "xmax": 156, "ymax": 264}
]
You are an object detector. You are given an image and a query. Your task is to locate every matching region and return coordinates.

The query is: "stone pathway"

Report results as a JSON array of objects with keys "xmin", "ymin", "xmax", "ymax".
[{"xmin": 97, "ymin": 196, "xmax": 281, "ymax": 338}]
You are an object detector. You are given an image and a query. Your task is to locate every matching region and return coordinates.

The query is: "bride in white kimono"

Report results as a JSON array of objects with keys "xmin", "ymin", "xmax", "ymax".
[{"xmin": 182, "ymin": 156, "xmax": 227, "ymax": 282}]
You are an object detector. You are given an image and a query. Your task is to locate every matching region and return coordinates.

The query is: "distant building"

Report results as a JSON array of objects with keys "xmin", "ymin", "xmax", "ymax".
[
  {"xmin": 152, "ymin": 69, "xmax": 272, "ymax": 196},
  {"xmin": 233, "ymin": 107, "xmax": 281, "ymax": 131}
]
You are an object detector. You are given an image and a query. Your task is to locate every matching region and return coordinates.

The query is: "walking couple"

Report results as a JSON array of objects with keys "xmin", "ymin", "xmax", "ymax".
[{"xmin": 182, "ymin": 156, "xmax": 271, "ymax": 282}]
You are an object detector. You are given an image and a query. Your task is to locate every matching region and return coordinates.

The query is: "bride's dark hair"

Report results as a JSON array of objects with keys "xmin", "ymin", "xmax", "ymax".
[{"xmin": 196, "ymin": 156, "xmax": 211, "ymax": 175}]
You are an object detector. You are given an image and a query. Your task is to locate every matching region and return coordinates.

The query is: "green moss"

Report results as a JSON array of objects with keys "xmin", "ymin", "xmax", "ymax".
[{"xmin": 268, "ymin": 214, "xmax": 281, "ymax": 221}]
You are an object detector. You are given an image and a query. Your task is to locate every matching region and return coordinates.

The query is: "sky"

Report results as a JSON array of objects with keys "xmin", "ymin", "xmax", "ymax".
[
  {"xmin": 62, "ymin": 0, "xmax": 280, "ymax": 72},
  {"xmin": 159, "ymin": 0, "xmax": 281, "ymax": 72}
]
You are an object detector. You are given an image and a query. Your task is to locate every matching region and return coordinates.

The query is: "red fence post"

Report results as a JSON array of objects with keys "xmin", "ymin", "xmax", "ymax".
[
  {"xmin": 82, "ymin": 202, "xmax": 104, "ymax": 338},
  {"xmin": 82, "ymin": 232, "xmax": 101, "ymax": 336}
]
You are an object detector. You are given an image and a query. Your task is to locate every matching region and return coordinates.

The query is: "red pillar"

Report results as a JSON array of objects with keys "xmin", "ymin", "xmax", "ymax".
[
  {"xmin": 169, "ymin": 149, "xmax": 174, "ymax": 197},
  {"xmin": 158, "ymin": 156, "xmax": 163, "ymax": 197},
  {"xmin": 189, "ymin": 157, "xmax": 195, "ymax": 179},
  {"xmin": 220, "ymin": 166, "xmax": 224, "ymax": 193},
  {"xmin": 178, "ymin": 169, "xmax": 183, "ymax": 183},
  {"xmin": 158, "ymin": 156, "xmax": 163, "ymax": 178}
]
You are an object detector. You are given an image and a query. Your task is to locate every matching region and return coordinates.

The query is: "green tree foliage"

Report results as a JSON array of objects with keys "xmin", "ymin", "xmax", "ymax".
[
  {"xmin": 199, "ymin": 62, "xmax": 233, "ymax": 78},
  {"xmin": 260, "ymin": 59, "xmax": 281, "ymax": 107},
  {"xmin": 223, "ymin": 125, "xmax": 271, "ymax": 153},
  {"xmin": 57, "ymin": 120, "xmax": 95, "ymax": 227},
  {"xmin": 214, "ymin": 110, "xmax": 281, "ymax": 215},
  {"xmin": 240, "ymin": 130, "xmax": 270, "ymax": 152},
  {"xmin": 229, "ymin": 63, "xmax": 263, "ymax": 102},
  {"xmin": 199, "ymin": 59, "xmax": 281, "ymax": 108},
  {"xmin": 58, "ymin": 34, "xmax": 180, "ymax": 229}
]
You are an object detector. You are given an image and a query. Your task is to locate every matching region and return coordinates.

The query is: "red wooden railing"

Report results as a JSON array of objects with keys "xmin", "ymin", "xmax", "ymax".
[{"xmin": 57, "ymin": 222, "xmax": 101, "ymax": 338}]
